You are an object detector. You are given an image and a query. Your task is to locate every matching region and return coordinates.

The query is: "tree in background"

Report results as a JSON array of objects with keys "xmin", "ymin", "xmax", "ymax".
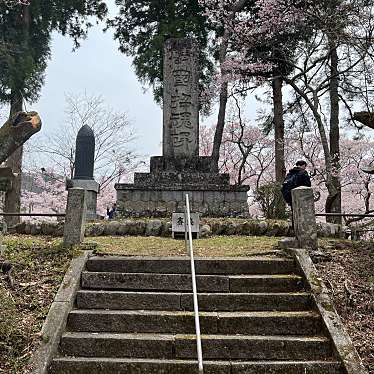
[
  {"xmin": 31, "ymin": 93, "xmax": 141, "ymax": 190},
  {"xmin": 200, "ymin": 0, "xmax": 302, "ymax": 217},
  {"xmin": 108, "ymin": 0, "xmax": 214, "ymax": 106},
  {"xmin": 0, "ymin": 0, "xmax": 107, "ymax": 225},
  {"xmin": 20, "ymin": 167, "xmax": 118, "ymax": 218},
  {"xmin": 203, "ymin": 0, "xmax": 374, "ymax": 222}
]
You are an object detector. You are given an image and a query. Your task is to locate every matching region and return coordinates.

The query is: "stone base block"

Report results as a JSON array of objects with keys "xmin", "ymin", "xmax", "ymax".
[
  {"xmin": 150, "ymin": 156, "xmax": 213, "ymax": 173},
  {"xmin": 69, "ymin": 179, "xmax": 100, "ymax": 220},
  {"xmin": 134, "ymin": 172, "xmax": 230, "ymax": 186},
  {"xmin": 115, "ymin": 186, "xmax": 249, "ymax": 218}
]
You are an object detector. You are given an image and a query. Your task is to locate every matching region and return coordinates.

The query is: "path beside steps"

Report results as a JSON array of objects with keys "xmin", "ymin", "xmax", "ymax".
[{"xmin": 49, "ymin": 255, "xmax": 344, "ymax": 373}]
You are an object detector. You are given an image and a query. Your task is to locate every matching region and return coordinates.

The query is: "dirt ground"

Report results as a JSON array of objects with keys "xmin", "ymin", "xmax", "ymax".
[
  {"xmin": 316, "ymin": 239, "xmax": 374, "ymax": 373},
  {"xmin": 0, "ymin": 236, "xmax": 77, "ymax": 374}
]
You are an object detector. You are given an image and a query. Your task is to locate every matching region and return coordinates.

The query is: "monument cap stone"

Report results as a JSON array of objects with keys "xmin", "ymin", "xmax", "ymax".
[{"xmin": 74, "ymin": 125, "xmax": 95, "ymax": 180}]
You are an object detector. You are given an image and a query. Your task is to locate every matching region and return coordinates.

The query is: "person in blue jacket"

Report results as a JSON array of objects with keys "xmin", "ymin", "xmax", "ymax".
[{"xmin": 106, "ymin": 203, "xmax": 117, "ymax": 219}]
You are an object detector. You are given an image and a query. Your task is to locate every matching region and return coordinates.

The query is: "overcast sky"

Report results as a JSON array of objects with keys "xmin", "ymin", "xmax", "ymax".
[
  {"xmin": 32, "ymin": 1, "xmax": 162, "ymax": 158},
  {"xmin": 25, "ymin": 1, "xmax": 259, "ymax": 163}
]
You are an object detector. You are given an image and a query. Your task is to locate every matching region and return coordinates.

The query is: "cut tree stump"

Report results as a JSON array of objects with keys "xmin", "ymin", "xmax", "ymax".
[{"xmin": 0, "ymin": 111, "xmax": 41, "ymax": 164}]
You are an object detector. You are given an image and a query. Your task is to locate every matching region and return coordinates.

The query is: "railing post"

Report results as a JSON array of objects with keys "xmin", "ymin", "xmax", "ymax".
[
  {"xmin": 291, "ymin": 186, "xmax": 318, "ymax": 250},
  {"xmin": 63, "ymin": 187, "xmax": 86, "ymax": 247}
]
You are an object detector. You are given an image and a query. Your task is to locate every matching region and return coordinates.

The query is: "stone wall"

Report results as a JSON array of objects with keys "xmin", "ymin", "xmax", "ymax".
[
  {"xmin": 11, "ymin": 219, "xmax": 345, "ymax": 239},
  {"xmin": 116, "ymin": 188, "xmax": 249, "ymax": 218}
]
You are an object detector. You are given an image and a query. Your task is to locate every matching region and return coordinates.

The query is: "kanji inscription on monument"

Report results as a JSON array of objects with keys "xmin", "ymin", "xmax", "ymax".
[{"xmin": 163, "ymin": 38, "xmax": 199, "ymax": 159}]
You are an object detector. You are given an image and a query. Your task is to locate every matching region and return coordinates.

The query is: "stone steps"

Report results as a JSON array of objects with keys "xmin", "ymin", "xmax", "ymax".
[
  {"xmin": 50, "ymin": 357, "xmax": 343, "ymax": 374},
  {"xmin": 81, "ymin": 272, "xmax": 304, "ymax": 292},
  {"xmin": 76, "ymin": 290, "xmax": 313, "ymax": 311},
  {"xmin": 67, "ymin": 309, "xmax": 322, "ymax": 335},
  {"xmin": 60, "ymin": 332, "xmax": 333, "ymax": 360},
  {"xmin": 49, "ymin": 255, "xmax": 344, "ymax": 373}
]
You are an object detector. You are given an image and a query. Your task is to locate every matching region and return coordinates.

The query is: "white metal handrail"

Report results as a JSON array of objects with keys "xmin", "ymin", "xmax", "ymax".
[{"xmin": 184, "ymin": 194, "xmax": 203, "ymax": 373}]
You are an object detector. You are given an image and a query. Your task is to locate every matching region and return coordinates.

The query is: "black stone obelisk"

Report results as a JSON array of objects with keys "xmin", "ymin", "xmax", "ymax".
[
  {"xmin": 74, "ymin": 125, "xmax": 95, "ymax": 180},
  {"xmin": 69, "ymin": 125, "xmax": 100, "ymax": 220}
]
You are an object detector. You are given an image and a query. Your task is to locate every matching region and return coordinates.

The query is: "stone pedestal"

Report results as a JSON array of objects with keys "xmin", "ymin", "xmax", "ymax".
[
  {"xmin": 68, "ymin": 179, "xmax": 99, "ymax": 220},
  {"xmin": 292, "ymin": 186, "xmax": 318, "ymax": 250},
  {"xmin": 63, "ymin": 188, "xmax": 86, "ymax": 247},
  {"xmin": 116, "ymin": 182, "xmax": 249, "ymax": 218},
  {"xmin": 115, "ymin": 38, "xmax": 249, "ymax": 217}
]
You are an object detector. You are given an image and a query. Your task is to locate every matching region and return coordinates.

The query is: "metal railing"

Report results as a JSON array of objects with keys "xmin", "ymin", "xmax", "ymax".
[
  {"xmin": 315, "ymin": 213, "xmax": 374, "ymax": 218},
  {"xmin": 0, "ymin": 212, "xmax": 65, "ymax": 217},
  {"xmin": 184, "ymin": 194, "xmax": 203, "ymax": 373}
]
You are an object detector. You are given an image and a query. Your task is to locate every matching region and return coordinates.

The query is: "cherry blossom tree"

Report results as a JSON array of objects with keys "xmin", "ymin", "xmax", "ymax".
[
  {"xmin": 32, "ymin": 93, "xmax": 141, "ymax": 190},
  {"xmin": 200, "ymin": 0, "xmax": 374, "ymax": 223}
]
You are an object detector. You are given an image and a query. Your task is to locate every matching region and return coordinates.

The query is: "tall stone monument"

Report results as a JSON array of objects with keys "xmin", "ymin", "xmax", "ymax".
[
  {"xmin": 115, "ymin": 38, "xmax": 249, "ymax": 217},
  {"xmin": 67, "ymin": 125, "xmax": 100, "ymax": 220}
]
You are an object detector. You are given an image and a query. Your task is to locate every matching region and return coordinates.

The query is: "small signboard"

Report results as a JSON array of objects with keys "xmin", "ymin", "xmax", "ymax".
[{"xmin": 172, "ymin": 212, "xmax": 200, "ymax": 239}]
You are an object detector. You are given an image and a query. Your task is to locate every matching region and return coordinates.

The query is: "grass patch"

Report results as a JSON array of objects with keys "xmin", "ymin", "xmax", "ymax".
[
  {"xmin": 0, "ymin": 235, "xmax": 78, "ymax": 374},
  {"xmin": 91, "ymin": 235, "xmax": 281, "ymax": 257}
]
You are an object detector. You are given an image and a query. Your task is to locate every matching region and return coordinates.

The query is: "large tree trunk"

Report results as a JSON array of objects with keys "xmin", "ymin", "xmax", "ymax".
[
  {"xmin": 326, "ymin": 38, "xmax": 342, "ymax": 224},
  {"xmin": 211, "ymin": 31, "xmax": 229, "ymax": 173},
  {"xmin": 210, "ymin": 1, "xmax": 247, "ymax": 172},
  {"xmin": 4, "ymin": 4, "xmax": 30, "ymax": 226},
  {"xmin": 211, "ymin": 81, "xmax": 228, "ymax": 172},
  {"xmin": 5, "ymin": 92, "xmax": 24, "ymax": 226},
  {"xmin": 272, "ymin": 76, "xmax": 286, "ymax": 218}
]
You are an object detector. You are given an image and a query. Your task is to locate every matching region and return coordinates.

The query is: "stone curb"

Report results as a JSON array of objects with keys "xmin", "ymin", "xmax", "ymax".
[
  {"xmin": 289, "ymin": 248, "xmax": 368, "ymax": 374},
  {"xmin": 30, "ymin": 250, "xmax": 91, "ymax": 374}
]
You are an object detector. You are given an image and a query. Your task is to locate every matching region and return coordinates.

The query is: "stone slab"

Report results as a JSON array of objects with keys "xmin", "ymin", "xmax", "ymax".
[
  {"xmin": 231, "ymin": 361, "xmax": 343, "ymax": 374},
  {"xmin": 50, "ymin": 358, "xmax": 231, "ymax": 374},
  {"xmin": 216, "ymin": 311, "xmax": 322, "ymax": 335},
  {"xmin": 174, "ymin": 335, "xmax": 333, "ymax": 360},
  {"xmin": 150, "ymin": 155, "xmax": 213, "ymax": 173},
  {"xmin": 60, "ymin": 332, "xmax": 174, "ymax": 358},
  {"xmin": 180, "ymin": 292, "xmax": 312, "ymax": 312},
  {"xmin": 81, "ymin": 272, "xmax": 230, "ymax": 292},
  {"xmin": 76, "ymin": 289, "xmax": 312, "ymax": 312},
  {"xmin": 134, "ymin": 171, "xmax": 230, "ymax": 186},
  {"xmin": 229, "ymin": 274, "xmax": 304, "ymax": 292},
  {"xmin": 67, "ymin": 310, "xmax": 218, "ymax": 334},
  {"xmin": 68, "ymin": 179, "xmax": 100, "ymax": 193},
  {"xmin": 67, "ymin": 310, "xmax": 321, "ymax": 336},
  {"xmin": 115, "ymin": 183, "xmax": 249, "ymax": 192},
  {"xmin": 85, "ymin": 256, "xmax": 296, "ymax": 275},
  {"xmin": 116, "ymin": 188, "xmax": 249, "ymax": 217},
  {"xmin": 76, "ymin": 290, "xmax": 182, "ymax": 310}
]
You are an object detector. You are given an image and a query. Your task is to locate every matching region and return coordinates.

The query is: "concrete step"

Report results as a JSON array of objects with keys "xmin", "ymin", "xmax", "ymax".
[
  {"xmin": 60, "ymin": 333, "xmax": 333, "ymax": 360},
  {"xmin": 76, "ymin": 290, "xmax": 313, "ymax": 311},
  {"xmin": 67, "ymin": 310, "xmax": 322, "ymax": 335},
  {"xmin": 50, "ymin": 357, "xmax": 343, "ymax": 374},
  {"xmin": 86, "ymin": 256, "xmax": 297, "ymax": 275},
  {"xmin": 81, "ymin": 272, "xmax": 304, "ymax": 292}
]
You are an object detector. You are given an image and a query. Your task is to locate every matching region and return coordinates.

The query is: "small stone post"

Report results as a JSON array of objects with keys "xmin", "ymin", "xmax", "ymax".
[
  {"xmin": 63, "ymin": 188, "xmax": 86, "ymax": 247},
  {"xmin": 292, "ymin": 186, "xmax": 318, "ymax": 250},
  {"xmin": 68, "ymin": 125, "xmax": 100, "ymax": 220}
]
